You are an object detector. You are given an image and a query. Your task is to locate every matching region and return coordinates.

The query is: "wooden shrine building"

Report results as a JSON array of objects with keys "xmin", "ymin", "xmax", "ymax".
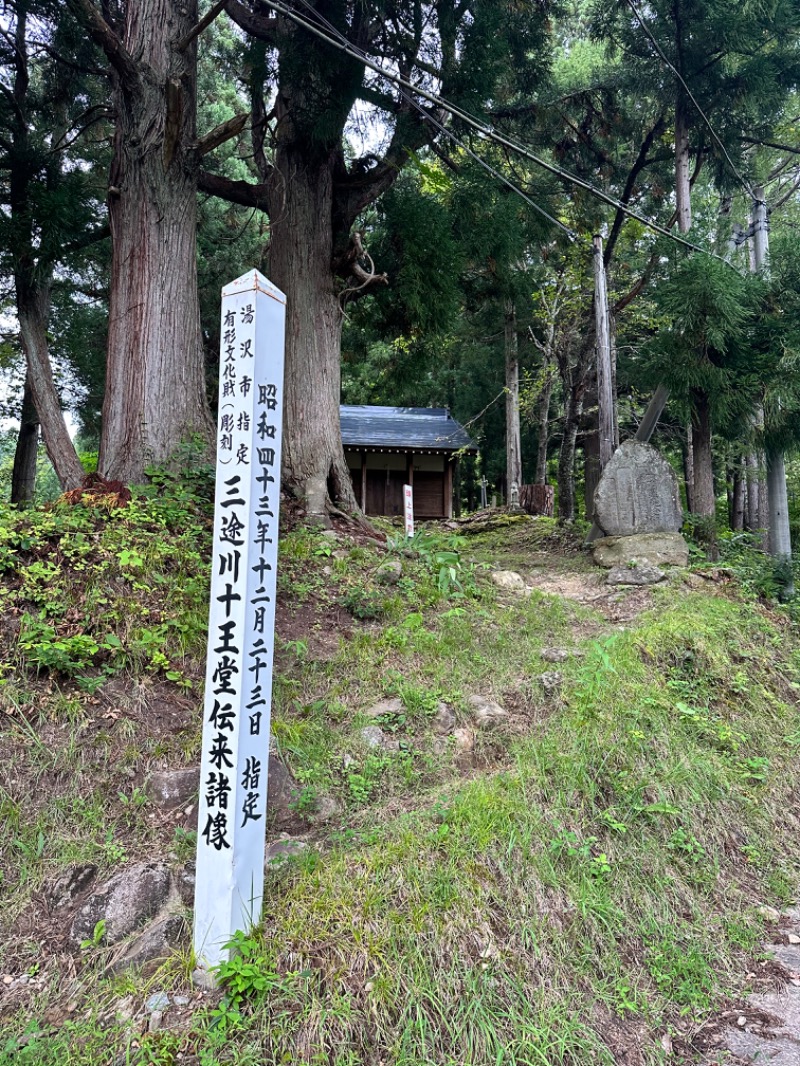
[{"xmin": 341, "ymin": 405, "xmax": 478, "ymax": 519}]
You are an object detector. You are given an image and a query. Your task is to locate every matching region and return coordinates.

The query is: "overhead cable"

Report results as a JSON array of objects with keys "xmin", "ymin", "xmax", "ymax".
[
  {"xmin": 260, "ymin": 0, "xmax": 733, "ymax": 264},
  {"xmin": 624, "ymin": 0, "xmax": 758, "ymax": 200},
  {"xmin": 293, "ymin": 0, "xmax": 576, "ymax": 240}
]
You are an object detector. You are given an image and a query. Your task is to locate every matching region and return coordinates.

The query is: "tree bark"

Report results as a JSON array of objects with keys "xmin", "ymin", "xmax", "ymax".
[
  {"xmin": 267, "ymin": 152, "xmax": 357, "ymax": 515},
  {"xmin": 767, "ymin": 449, "xmax": 793, "ymax": 577},
  {"xmin": 556, "ymin": 333, "xmax": 593, "ymax": 522},
  {"xmin": 504, "ymin": 299, "xmax": 522, "ymax": 503},
  {"xmin": 592, "ymin": 235, "xmax": 615, "ymax": 467},
  {"xmin": 583, "ymin": 421, "xmax": 601, "ymax": 523},
  {"xmin": 17, "ymin": 280, "xmax": 85, "ymax": 491},
  {"xmin": 675, "ymin": 103, "xmax": 692, "ymax": 233},
  {"xmin": 690, "ymin": 391, "xmax": 715, "ymax": 516},
  {"xmin": 92, "ymin": 0, "xmax": 213, "ymax": 482},
  {"xmin": 557, "ymin": 393, "xmax": 584, "ymax": 522},
  {"xmin": 535, "ymin": 362, "xmax": 554, "ymax": 484},
  {"xmin": 731, "ymin": 459, "xmax": 745, "ymax": 531},
  {"xmin": 8, "ymin": 3, "xmax": 83, "ymax": 493},
  {"xmin": 11, "ymin": 375, "xmax": 39, "ymax": 505},
  {"xmin": 684, "ymin": 421, "xmax": 695, "ymax": 512}
]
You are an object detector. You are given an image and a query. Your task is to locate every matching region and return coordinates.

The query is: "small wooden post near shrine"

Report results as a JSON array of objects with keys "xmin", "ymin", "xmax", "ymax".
[
  {"xmin": 403, "ymin": 483, "xmax": 414, "ymax": 538},
  {"xmin": 193, "ymin": 270, "xmax": 286, "ymax": 971}
]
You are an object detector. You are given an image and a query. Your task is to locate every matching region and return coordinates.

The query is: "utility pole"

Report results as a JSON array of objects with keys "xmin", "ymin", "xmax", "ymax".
[
  {"xmin": 751, "ymin": 186, "xmax": 794, "ymax": 596},
  {"xmin": 593, "ymin": 235, "xmax": 615, "ymax": 470},
  {"xmin": 504, "ymin": 299, "xmax": 522, "ymax": 507}
]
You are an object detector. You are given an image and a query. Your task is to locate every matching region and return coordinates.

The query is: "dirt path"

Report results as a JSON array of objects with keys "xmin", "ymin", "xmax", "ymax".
[{"xmin": 702, "ymin": 911, "xmax": 800, "ymax": 1064}]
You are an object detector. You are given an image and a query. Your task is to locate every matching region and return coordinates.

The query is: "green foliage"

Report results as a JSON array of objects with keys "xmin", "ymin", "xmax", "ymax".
[{"xmin": 0, "ymin": 469, "xmax": 210, "ymax": 687}]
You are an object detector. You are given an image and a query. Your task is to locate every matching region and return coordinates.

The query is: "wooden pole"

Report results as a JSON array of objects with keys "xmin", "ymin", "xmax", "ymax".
[
  {"xmin": 504, "ymin": 299, "xmax": 522, "ymax": 501},
  {"xmin": 592, "ymin": 235, "xmax": 615, "ymax": 470}
]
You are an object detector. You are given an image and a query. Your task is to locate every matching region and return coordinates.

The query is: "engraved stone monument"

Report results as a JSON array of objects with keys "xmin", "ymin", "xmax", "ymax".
[{"xmin": 592, "ymin": 440, "xmax": 688, "ymax": 568}]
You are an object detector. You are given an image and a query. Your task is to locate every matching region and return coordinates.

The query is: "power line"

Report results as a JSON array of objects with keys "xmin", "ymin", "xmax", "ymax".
[
  {"xmin": 261, "ymin": 0, "xmax": 733, "ymax": 266},
  {"xmin": 293, "ymin": 0, "xmax": 576, "ymax": 240},
  {"xmin": 624, "ymin": 0, "xmax": 757, "ymax": 200}
]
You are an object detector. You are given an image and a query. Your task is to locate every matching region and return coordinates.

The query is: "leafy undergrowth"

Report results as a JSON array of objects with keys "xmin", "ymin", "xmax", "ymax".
[{"xmin": 1, "ymin": 485, "xmax": 799, "ymax": 1065}]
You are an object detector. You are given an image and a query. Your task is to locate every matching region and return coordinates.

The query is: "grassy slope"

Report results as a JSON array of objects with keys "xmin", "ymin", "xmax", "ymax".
[{"xmin": 0, "ymin": 483, "xmax": 799, "ymax": 1065}]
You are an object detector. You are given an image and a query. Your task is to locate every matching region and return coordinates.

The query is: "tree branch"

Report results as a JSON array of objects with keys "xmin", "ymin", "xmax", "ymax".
[
  {"xmin": 198, "ymin": 168, "xmax": 271, "ymax": 212},
  {"xmin": 196, "ymin": 111, "xmax": 248, "ymax": 158},
  {"xmin": 65, "ymin": 0, "xmax": 139, "ymax": 91},
  {"xmin": 336, "ymin": 103, "xmax": 431, "ymax": 228},
  {"xmin": 741, "ymin": 136, "xmax": 800, "ymax": 157},
  {"xmin": 604, "ymin": 114, "xmax": 667, "ymax": 265},
  {"xmin": 177, "ymin": 0, "xmax": 229, "ymax": 51},
  {"xmin": 61, "ymin": 223, "xmax": 111, "ymax": 255},
  {"xmin": 224, "ymin": 0, "xmax": 281, "ymax": 43}
]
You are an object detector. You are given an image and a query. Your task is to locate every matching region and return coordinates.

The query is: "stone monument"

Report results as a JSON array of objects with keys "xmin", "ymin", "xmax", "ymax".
[{"xmin": 591, "ymin": 440, "xmax": 688, "ymax": 568}]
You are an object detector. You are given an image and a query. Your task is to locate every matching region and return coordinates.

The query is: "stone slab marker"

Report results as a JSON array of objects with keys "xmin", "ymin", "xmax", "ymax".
[
  {"xmin": 194, "ymin": 270, "xmax": 286, "ymax": 972},
  {"xmin": 594, "ymin": 440, "xmax": 682, "ymax": 536}
]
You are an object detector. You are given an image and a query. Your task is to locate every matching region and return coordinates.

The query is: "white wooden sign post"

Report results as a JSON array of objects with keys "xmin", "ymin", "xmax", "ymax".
[
  {"xmin": 403, "ymin": 483, "xmax": 414, "ymax": 538},
  {"xmin": 193, "ymin": 270, "xmax": 286, "ymax": 971}
]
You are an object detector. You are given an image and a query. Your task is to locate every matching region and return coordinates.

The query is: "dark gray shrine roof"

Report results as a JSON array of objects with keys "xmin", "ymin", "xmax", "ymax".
[{"xmin": 340, "ymin": 405, "xmax": 478, "ymax": 453}]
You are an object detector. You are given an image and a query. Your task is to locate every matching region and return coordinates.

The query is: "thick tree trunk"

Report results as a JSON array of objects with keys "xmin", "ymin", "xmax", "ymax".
[
  {"xmin": 98, "ymin": 0, "xmax": 212, "ymax": 483},
  {"xmin": 745, "ymin": 452, "xmax": 762, "ymax": 532},
  {"xmin": 690, "ymin": 391, "xmax": 715, "ymax": 516},
  {"xmin": 17, "ymin": 281, "xmax": 84, "ymax": 491},
  {"xmin": 767, "ymin": 449, "xmax": 793, "ymax": 593},
  {"xmin": 268, "ymin": 153, "xmax": 356, "ymax": 516},
  {"xmin": 11, "ymin": 374, "xmax": 39, "ymax": 505},
  {"xmin": 504, "ymin": 299, "xmax": 522, "ymax": 503}
]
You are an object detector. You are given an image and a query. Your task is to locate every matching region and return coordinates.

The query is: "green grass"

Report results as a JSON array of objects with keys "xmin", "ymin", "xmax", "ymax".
[{"xmin": 1, "ymin": 496, "xmax": 800, "ymax": 1064}]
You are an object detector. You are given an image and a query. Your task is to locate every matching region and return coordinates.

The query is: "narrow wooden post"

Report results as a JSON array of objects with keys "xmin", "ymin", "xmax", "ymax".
[
  {"xmin": 193, "ymin": 270, "xmax": 286, "ymax": 972},
  {"xmin": 360, "ymin": 451, "xmax": 367, "ymax": 512},
  {"xmin": 445, "ymin": 460, "xmax": 454, "ymax": 519}
]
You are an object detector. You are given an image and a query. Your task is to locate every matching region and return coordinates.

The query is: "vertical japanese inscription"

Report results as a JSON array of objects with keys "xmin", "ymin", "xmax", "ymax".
[{"xmin": 194, "ymin": 272, "xmax": 286, "ymax": 969}]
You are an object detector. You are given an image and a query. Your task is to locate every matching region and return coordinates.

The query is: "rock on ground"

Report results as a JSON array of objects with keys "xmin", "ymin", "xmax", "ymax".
[
  {"xmin": 541, "ymin": 648, "xmax": 570, "ymax": 663},
  {"xmin": 490, "ymin": 570, "xmax": 529, "ymax": 594},
  {"xmin": 359, "ymin": 725, "xmax": 400, "ymax": 752},
  {"xmin": 705, "ymin": 912, "xmax": 800, "ymax": 1064},
  {"xmin": 146, "ymin": 768, "xmax": 198, "ymax": 810},
  {"xmin": 107, "ymin": 915, "xmax": 187, "ymax": 976},
  {"xmin": 432, "ymin": 702, "xmax": 456, "ymax": 735},
  {"xmin": 267, "ymin": 757, "xmax": 308, "ymax": 833},
  {"xmin": 467, "ymin": 694, "xmax": 508, "ymax": 728},
  {"xmin": 46, "ymin": 864, "xmax": 97, "ymax": 909},
  {"xmin": 265, "ymin": 838, "xmax": 308, "ymax": 865},
  {"xmin": 606, "ymin": 561, "xmax": 665, "ymax": 586},
  {"xmin": 376, "ymin": 559, "xmax": 402, "ymax": 585},
  {"xmin": 365, "ymin": 697, "xmax": 404, "ymax": 719},
  {"xmin": 593, "ymin": 532, "xmax": 689, "ymax": 569},
  {"xmin": 538, "ymin": 672, "xmax": 563, "ymax": 694},
  {"xmin": 453, "ymin": 727, "xmax": 475, "ymax": 769},
  {"xmin": 70, "ymin": 863, "xmax": 172, "ymax": 947}
]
